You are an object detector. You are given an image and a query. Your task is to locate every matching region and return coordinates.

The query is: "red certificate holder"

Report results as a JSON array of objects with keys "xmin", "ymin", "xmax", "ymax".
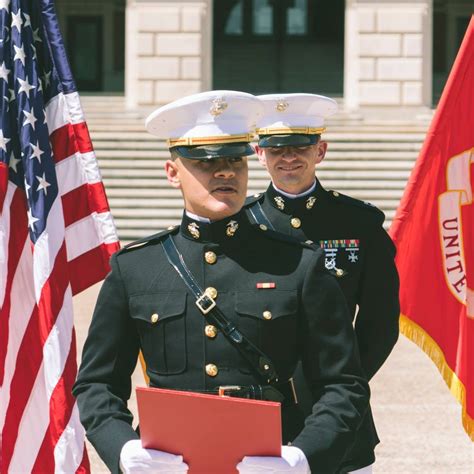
[{"xmin": 136, "ymin": 386, "xmax": 282, "ymax": 474}]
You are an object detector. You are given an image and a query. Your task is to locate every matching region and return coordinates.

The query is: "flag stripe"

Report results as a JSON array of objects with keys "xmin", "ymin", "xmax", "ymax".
[
  {"xmin": 62, "ymin": 183, "xmax": 110, "ymax": 227},
  {"xmin": 51, "ymin": 122, "xmax": 94, "ymax": 164},
  {"xmin": 1, "ymin": 244, "xmax": 69, "ymax": 472}
]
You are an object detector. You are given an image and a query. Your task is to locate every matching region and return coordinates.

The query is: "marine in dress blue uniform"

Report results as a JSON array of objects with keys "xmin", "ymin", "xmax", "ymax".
[
  {"xmin": 73, "ymin": 91, "xmax": 370, "ymax": 474},
  {"xmin": 245, "ymin": 93, "xmax": 400, "ymax": 473}
]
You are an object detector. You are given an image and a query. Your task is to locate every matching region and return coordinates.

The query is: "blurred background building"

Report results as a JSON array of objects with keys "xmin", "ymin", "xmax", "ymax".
[{"xmin": 51, "ymin": 0, "xmax": 473, "ymax": 240}]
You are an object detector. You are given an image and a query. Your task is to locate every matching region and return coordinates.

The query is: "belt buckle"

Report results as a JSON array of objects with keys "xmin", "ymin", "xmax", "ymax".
[
  {"xmin": 218, "ymin": 385, "xmax": 241, "ymax": 397},
  {"xmin": 195, "ymin": 293, "xmax": 216, "ymax": 315},
  {"xmin": 288, "ymin": 377, "xmax": 298, "ymax": 404}
]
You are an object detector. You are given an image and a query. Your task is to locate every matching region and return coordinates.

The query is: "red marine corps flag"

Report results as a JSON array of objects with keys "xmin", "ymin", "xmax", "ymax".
[
  {"xmin": 0, "ymin": 0, "xmax": 120, "ymax": 471},
  {"xmin": 390, "ymin": 16, "xmax": 474, "ymax": 439}
]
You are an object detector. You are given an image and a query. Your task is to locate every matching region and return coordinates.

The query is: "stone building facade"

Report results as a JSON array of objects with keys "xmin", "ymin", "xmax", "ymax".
[{"xmin": 56, "ymin": 0, "xmax": 473, "ymax": 114}]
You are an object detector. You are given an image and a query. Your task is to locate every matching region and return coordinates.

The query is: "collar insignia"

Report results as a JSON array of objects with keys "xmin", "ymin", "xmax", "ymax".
[
  {"xmin": 188, "ymin": 222, "xmax": 200, "ymax": 239},
  {"xmin": 226, "ymin": 220, "xmax": 239, "ymax": 237},
  {"xmin": 210, "ymin": 97, "xmax": 228, "ymax": 116},
  {"xmin": 274, "ymin": 196, "xmax": 285, "ymax": 210},
  {"xmin": 306, "ymin": 196, "xmax": 317, "ymax": 209}
]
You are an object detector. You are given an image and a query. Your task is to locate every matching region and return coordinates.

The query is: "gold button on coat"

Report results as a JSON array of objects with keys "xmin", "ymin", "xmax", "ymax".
[
  {"xmin": 205, "ymin": 325, "xmax": 218, "ymax": 338},
  {"xmin": 259, "ymin": 224, "xmax": 268, "ymax": 231},
  {"xmin": 206, "ymin": 364, "xmax": 218, "ymax": 377},
  {"xmin": 335, "ymin": 268, "xmax": 345, "ymax": 277},
  {"xmin": 205, "ymin": 287, "xmax": 218, "ymax": 299},
  {"xmin": 205, "ymin": 251, "xmax": 217, "ymax": 264},
  {"xmin": 332, "ymin": 191, "xmax": 340, "ymax": 197},
  {"xmin": 150, "ymin": 313, "xmax": 159, "ymax": 323},
  {"xmin": 291, "ymin": 217, "xmax": 301, "ymax": 229},
  {"xmin": 263, "ymin": 311, "xmax": 272, "ymax": 320}
]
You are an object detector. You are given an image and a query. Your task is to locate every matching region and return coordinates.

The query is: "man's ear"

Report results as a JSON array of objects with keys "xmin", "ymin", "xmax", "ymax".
[
  {"xmin": 315, "ymin": 140, "xmax": 328, "ymax": 164},
  {"xmin": 165, "ymin": 159, "xmax": 181, "ymax": 189},
  {"xmin": 255, "ymin": 145, "xmax": 267, "ymax": 167}
]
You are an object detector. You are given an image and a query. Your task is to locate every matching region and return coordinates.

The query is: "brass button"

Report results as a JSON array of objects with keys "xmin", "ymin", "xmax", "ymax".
[
  {"xmin": 290, "ymin": 217, "xmax": 301, "ymax": 229},
  {"xmin": 205, "ymin": 325, "xmax": 218, "ymax": 338},
  {"xmin": 263, "ymin": 310, "xmax": 272, "ymax": 320},
  {"xmin": 332, "ymin": 191, "xmax": 340, "ymax": 197},
  {"xmin": 335, "ymin": 268, "xmax": 344, "ymax": 277},
  {"xmin": 305, "ymin": 240, "xmax": 313, "ymax": 245},
  {"xmin": 205, "ymin": 287, "xmax": 218, "ymax": 299},
  {"xmin": 150, "ymin": 313, "xmax": 159, "ymax": 323},
  {"xmin": 205, "ymin": 251, "xmax": 217, "ymax": 264},
  {"xmin": 253, "ymin": 193, "xmax": 261, "ymax": 198},
  {"xmin": 206, "ymin": 363, "xmax": 218, "ymax": 377},
  {"xmin": 259, "ymin": 224, "xmax": 268, "ymax": 231}
]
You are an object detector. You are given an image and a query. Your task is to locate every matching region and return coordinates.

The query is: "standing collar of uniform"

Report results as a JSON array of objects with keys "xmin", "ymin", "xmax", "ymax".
[
  {"xmin": 180, "ymin": 209, "xmax": 250, "ymax": 242},
  {"xmin": 265, "ymin": 179, "xmax": 328, "ymax": 214},
  {"xmin": 272, "ymin": 181, "xmax": 316, "ymax": 199}
]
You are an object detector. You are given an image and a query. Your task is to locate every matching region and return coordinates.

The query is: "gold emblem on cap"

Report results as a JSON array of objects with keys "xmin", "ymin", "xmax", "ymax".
[
  {"xmin": 276, "ymin": 99, "xmax": 289, "ymax": 112},
  {"xmin": 205, "ymin": 287, "xmax": 218, "ymax": 299},
  {"xmin": 306, "ymin": 196, "xmax": 317, "ymax": 209},
  {"xmin": 205, "ymin": 251, "xmax": 217, "ymax": 264},
  {"xmin": 205, "ymin": 325, "xmax": 218, "ymax": 338},
  {"xmin": 226, "ymin": 220, "xmax": 239, "ymax": 237},
  {"xmin": 188, "ymin": 222, "xmax": 200, "ymax": 239},
  {"xmin": 206, "ymin": 363, "xmax": 218, "ymax": 377},
  {"xmin": 210, "ymin": 97, "xmax": 228, "ymax": 116},
  {"xmin": 150, "ymin": 313, "xmax": 159, "ymax": 323},
  {"xmin": 263, "ymin": 311, "xmax": 272, "ymax": 320},
  {"xmin": 274, "ymin": 196, "xmax": 285, "ymax": 210},
  {"xmin": 291, "ymin": 217, "xmax": 301, "ymax": 229}
]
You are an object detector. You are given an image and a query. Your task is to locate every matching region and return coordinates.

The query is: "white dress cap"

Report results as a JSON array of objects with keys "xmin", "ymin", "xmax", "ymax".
[
  {"xmin": 145, "ymin": 90, "xmax": 263, "ymax": 147},
  {"xmin": 256, "ymin": 93, "xmax": 338, "ymax": 136}
]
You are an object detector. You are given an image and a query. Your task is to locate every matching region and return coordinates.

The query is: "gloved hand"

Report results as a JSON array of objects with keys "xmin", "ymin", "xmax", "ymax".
[
  {"xmin": 236, "ymin": 446, "xmax": 310, "ymax": 473},
  {"xmin": 120, "ymin": 439, "xmax": 189, "ymax": 473}
]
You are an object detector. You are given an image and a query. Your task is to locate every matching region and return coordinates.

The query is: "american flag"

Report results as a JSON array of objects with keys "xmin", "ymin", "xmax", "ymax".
[{"xmin": 0, "ymin": 0, "xmax": 120, "ymax": 472}]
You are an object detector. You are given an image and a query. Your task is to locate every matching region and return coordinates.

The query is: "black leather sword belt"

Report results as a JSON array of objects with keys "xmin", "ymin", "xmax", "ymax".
[{"xmin": 174, "ymin": 378, "xmax": 298, "ymax": 408}]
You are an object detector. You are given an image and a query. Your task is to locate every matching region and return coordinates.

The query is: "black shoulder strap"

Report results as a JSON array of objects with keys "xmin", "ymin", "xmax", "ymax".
[
  {"xmin": 161, "ymin": 235, "xmax": 279, "ymax": 385},
  {"xmin": 247, "ymin": 201, "xmax": 275, "ymax": 229}
]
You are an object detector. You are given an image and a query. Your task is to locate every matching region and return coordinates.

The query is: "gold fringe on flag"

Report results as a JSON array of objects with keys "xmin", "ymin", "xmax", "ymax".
[{"xmin": 400, "ymin": 314, "xmax": 474, "ymax": 441}]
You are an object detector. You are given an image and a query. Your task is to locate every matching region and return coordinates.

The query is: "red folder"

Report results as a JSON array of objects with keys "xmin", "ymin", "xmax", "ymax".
[{"xmin": 136, "ymin": 386, "xmax": 281, "ymax": 474}]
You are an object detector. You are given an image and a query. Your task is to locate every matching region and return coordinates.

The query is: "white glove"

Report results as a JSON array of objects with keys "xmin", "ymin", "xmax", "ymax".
[
  {"xmin": 120, "ymin": 439, "xmax": 189, "ymax": 473},
  {"xmin": 236, "ymin": 446, "xmax": 310, "ymax": 473}
]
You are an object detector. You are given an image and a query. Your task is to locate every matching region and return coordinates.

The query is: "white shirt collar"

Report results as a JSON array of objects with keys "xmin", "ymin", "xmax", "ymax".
[
  {"xmin": 272, "ymin": 180, "xmax": 317, "ymax": 199},
  {"xmin": 185, "ymin": 210, "xmax": 211, "ymax": 223}
]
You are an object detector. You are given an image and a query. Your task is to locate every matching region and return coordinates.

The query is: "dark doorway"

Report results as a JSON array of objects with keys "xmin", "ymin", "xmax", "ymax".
[
  {"xmin": 213, "ymin": 0, "xmax": 345, "ymax": 95},
  {"xmin": 432, "ymin": 2, "xmax": 471, "ymax": 104},
  {"xmin": 66, "ymin": 16, "xmax": 103, "ymax": 91}
]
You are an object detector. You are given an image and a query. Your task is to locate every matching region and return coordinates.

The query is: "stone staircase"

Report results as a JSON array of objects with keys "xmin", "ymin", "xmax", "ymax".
[{"xmin": 81, "ymin": 95, "xmax": 431, "ymax": 241}]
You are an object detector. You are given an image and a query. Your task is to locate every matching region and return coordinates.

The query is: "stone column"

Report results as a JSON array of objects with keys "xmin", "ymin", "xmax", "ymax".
[
  {"xmin": 344, "ymin": 0, "xmax": 432, "ymax": 115},
  {"xmin": 125, "ymin": 0, "xmax": 211, "ymax": 108}
]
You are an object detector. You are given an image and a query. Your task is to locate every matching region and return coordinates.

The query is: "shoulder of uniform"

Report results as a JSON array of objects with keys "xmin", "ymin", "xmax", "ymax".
[
  {"xmin": 328, "ymin": 190, "xmax": 385, "ymax": 223},
  {"xmin": 244, "ymin": 192, "xmax": 264, "ymax": 208},
  {"xmin": 117, "ymin": 226, "xmax": 179, "ymax": 255},
  {"xmin": 251, "ymin": 223, "xmax": 316, "ymax": 250}
]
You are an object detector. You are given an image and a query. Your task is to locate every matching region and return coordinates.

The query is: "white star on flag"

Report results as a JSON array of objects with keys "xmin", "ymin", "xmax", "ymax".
[
  {"xmin": 17, "ymin": 76, "xmax": 35, "ymax": 95},
  {"xmin": 43, "ymin": 70, "xmax": 51, "ymax": 88},
  {"xmin": 0, "ymin": 61, "xmax": 10, "ymax": 82},
  {"xmin": 0, "ymin": 129, "xmax": 11, "ymax": 151},
  {"xmin": 23, "ymin": 109, "xmax": 37, "ymax": 129},
  {"xmin": 23, "ymin": 12, "xmax": 31, "ymax": 28},
  {"xmin": 31, "ymin": 43, "xmax": 37, "ymax": 60},
  {"xmin": 9, "ymin": 152, "xmax": 20, "ymax": 172},
  {"xmin": 24, "ymin": 179, "xmax": 31, "ymax": 196},
  {"xmin": 11, "ymin": 9, "xmax": 22, "ymax": 31},
  {"xmin": 27, "ymin": 208, "xmax": 39, "ymax": 231},
  {"xmin": 13, "ymin": 44, "xmax": 26, "ymax": 65},
  {"xmin": 0, "ymin": 0, "xmax": 10, "ymax": 12},
  {"xmin": 36, "ymin": 173, "xmax": 51, "ymax": 195},
  {"xmin": 29, "ymin": 140, "xmax": 44, "ymax": 163},
  {"xmin": 32, "ymin": 27, "xmax": 42, "ymax": 43}
]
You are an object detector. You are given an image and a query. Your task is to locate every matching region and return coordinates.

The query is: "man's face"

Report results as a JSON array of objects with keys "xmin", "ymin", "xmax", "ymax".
[
  {"xmin": 256, "ymin": 141, "xmax": 327, "ymax": 194},
  {"xmin": 165, "ymin": 155, "xmax": 248, "ymax": 221}
]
